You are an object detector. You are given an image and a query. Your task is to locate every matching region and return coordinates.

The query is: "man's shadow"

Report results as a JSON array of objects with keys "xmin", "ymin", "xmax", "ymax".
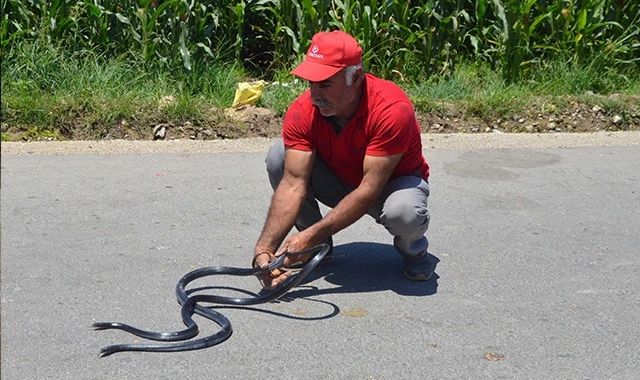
[{"xmin": 284, "ymin": 241, "xmax": 440, "ymax": 300}]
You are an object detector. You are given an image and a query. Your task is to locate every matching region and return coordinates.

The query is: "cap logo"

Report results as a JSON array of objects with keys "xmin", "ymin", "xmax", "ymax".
[{"xmin": 308, "ymin": 44, "xmax": 324, "ymax": 59}]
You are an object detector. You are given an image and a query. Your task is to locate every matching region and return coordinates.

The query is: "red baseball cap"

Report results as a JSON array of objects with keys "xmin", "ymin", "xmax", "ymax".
[{"xmin": 290, "ymin": 30, "xmax": 363, "ymax": 82}]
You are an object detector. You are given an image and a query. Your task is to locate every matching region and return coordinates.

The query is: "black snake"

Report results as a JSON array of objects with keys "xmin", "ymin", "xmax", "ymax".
[{"xmin": 93, "ymin": 244, "xmax": 330, "ymax": 357}]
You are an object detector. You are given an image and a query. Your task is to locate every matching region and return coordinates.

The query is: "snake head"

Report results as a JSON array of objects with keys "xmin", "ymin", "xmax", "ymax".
[{"xmin": 92, "ymin": 322, "xmax": 120, "ymax": 330}]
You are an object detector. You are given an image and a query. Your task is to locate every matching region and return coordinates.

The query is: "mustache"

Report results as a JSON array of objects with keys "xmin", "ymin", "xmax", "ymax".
[{"xmin": 312, "ymin": 100, "xmax": 332, "ymax": 108}]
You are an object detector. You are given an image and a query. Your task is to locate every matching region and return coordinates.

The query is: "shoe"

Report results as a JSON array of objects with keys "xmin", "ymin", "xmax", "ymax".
[
  {"xmin": 287, "ymin": 239, "xmax": 333, "ymax": 269},
  {"xmin": 402, "ymin": 252, "xmax": 434, "ymax": 281}
]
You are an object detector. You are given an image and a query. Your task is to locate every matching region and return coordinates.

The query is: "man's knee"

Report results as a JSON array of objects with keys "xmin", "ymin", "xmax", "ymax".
[
  {"xmin": 265, "ymin": 140, "xmax": 285, "ymax": 189},
  {"xmin": 380, "ymin": 191, "xmax": 430, "ymax": 236}
]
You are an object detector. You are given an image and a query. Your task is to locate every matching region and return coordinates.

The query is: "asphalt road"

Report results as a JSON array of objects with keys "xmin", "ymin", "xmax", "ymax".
[{"xmin": 2, "ymin": 135, "xmax": 639, "ymax": 379}]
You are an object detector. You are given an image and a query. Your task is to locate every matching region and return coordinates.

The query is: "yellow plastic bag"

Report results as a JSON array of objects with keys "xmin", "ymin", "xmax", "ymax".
[{"xmin": 231, "ymin": 80, "xmax": 265, "ymax": 108}]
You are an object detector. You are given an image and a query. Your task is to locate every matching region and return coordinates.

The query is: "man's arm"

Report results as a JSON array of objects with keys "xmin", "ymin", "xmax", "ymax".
[
  {"xmin": 253, "ymin": 148, "xmax": 314, "ymax": 259},
  {"xmin": 255, "ymin": 151, "xmax": 401, "ymax": 289},
  {"xmin": 300, "ymin": 153, "xmax": 402, "ymax": 243}
]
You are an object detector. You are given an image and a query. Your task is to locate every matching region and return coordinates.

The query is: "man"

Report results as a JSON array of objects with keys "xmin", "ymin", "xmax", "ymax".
[{"xmin": 253, "ymin": 30, "xmax": 432, "ymax": 289}]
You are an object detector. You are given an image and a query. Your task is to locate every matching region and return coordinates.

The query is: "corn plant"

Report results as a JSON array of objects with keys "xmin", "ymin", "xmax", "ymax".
[{"xmin": 2, "ymin": 0, "xmax": 638, "ymax": 82}]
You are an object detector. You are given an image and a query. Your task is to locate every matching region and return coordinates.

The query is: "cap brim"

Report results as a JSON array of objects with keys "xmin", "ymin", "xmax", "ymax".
[{"xmin": 290, "ymin": 60, "xmax": 343, "ymax": 82}]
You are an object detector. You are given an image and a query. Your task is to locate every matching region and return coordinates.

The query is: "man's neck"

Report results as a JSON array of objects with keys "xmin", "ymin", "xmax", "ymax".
[{"xmin": 326, "ymin": 116, "xmax": 344, "ymax": 134}]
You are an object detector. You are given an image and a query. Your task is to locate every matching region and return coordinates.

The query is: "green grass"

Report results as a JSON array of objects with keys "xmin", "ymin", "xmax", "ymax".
[
  {"xmin": 1, "ymin": 41, "xmax": 243, "ymax": 139},
  {"xmin": 407, "ymin": 58, "xmax": 640, "ymax": 120},
  {"xmin": 1, "ymin": 41, "xmax": 639, "ymax": 141}
]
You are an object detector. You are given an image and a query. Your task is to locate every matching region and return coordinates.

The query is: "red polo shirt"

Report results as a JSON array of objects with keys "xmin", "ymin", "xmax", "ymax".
[{"xmin": 282, "ymin": 74, "xmax": 429, "ymax": 188}]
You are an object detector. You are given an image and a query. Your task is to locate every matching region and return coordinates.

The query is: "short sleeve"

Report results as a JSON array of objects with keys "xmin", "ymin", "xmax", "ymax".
[
  {"xmin": 366, "ymin": 101, "xmax": 416, "ymax": 156},
  {"xmin": 282, "ymin": 100, "xmax": 314, "ymax": 151}
]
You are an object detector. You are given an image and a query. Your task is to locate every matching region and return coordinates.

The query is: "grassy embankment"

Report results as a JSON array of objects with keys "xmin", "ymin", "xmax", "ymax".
[
  {"xmin": 1, "ymin": 0, "xmax": 638, "ymax": 140},
  {"xmin": 2, "ymin": 42, "xmax": 638, "ymax": 141}
]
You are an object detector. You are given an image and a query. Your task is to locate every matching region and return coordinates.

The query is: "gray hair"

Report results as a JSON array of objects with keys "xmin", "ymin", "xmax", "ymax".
[{"xmin": 344, "ymin": 62, "xmax": 365, "ymax": 86}]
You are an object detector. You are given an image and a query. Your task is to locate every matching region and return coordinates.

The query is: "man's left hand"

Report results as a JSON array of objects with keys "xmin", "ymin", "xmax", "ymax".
[
  {"xmin": 277, "ymin": 231, "xmax": 317, "ymax": 267},
  {"xmin": 253, "ymin": 250, "xmax": 293, "ymax": 289}
]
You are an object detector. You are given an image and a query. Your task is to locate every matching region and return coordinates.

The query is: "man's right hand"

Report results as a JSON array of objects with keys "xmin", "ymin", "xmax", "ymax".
[{"xmin": 253, "ymin": 251, "xmax": 293, "ymax": 289}]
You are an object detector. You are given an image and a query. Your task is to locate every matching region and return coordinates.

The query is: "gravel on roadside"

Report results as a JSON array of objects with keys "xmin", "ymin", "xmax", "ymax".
[{"xmin": 2, "ymin": 131, "xmax": 639, "ymax": 156}]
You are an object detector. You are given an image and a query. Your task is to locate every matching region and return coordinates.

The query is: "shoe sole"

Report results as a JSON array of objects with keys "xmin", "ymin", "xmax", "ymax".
[{"xmin": 403, "ymin": 268, "xmax": 434, "ymax": 281}]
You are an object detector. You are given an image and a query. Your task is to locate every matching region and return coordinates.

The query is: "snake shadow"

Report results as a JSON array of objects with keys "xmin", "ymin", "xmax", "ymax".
[
  {"xmin": 187, "ymin": 285, "xmax": 342, "ymax": 322},
  {"xmin": 189, "ymin": 242, "xmax": 439, "ymax": 322},
  {"xmin": 285, "ymin": 241, "xmax": 440, "ymax": 300}
]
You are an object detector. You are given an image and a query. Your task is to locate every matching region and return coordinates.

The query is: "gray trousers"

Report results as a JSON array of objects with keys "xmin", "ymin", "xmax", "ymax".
[{"xmin": 265, "ymin": 140, "xmax": 430, "ymax": 258}]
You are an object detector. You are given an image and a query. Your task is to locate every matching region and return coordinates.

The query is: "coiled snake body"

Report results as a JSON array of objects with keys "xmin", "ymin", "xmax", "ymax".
[{"xmin": 93, "ymin": 244, "xmax": 329, "ymax": 357}]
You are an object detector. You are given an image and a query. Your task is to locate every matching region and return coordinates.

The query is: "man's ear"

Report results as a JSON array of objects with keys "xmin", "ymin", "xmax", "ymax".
[{"xmin": 354, "ymin": 66, "xmax": 365, "ymax": 86}]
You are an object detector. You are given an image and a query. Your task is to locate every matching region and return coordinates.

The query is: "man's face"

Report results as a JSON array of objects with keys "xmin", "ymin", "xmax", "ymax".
[{"xmin": 309, "ymin": 69, "xmax": 361, "ymax": 119}]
